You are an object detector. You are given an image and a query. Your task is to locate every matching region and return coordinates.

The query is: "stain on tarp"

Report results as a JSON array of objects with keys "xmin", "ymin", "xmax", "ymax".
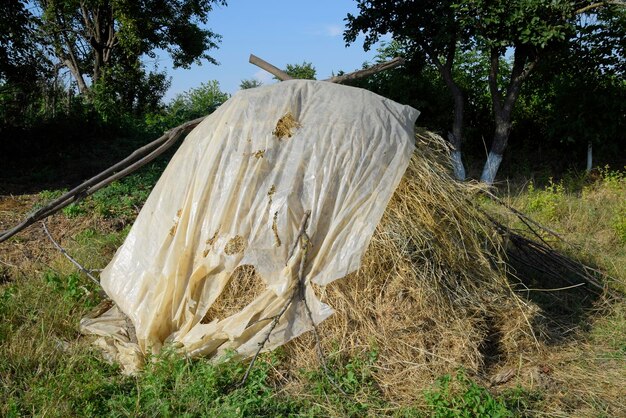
[
  {"xmin": 267, "ymin": 184, "xmax": 276, "ymax": 204},
  {"xmin": 170, "ymin": 208, "xmax": 183, "ymax": 236},
  {"xmin": 203, "ymin": 230, "xmax": 219, "ymax": 257},
  {"xmin": 272, "ymin": 211, "xmax": 281, "ymax": 247}
]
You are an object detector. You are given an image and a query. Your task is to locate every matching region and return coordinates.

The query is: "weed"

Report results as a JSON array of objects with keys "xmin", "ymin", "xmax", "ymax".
[
  {"xmin": 302, "ymin": 348, "xmax": 387, "ymax": 416},
  {"xmin": 90, "ymin": 163, "xmax": 163, "ymax": 220},
  {"xmin": 525, "ymin": 178, "xmax": 565, "ymax": 221},
  {"xmin": 35, "ymin": 189, "xmax": 66, "ymax": 209},
  {"xmin": 612, "ymin": 203, "xmax": 626, "ymax": 244},
  {"xmin": 424, "ymin": 369, "xmax": 512, "ymax": 417},
  {"xmin": 598, "ymin": 165, "xmax": 625, "ymax": 191},
  {"xmin": 43, "ymin": 270, "xmax": 99, "ymax": 307},
  {"xmin": 62, "ymin": 203, "xmax": 87, "ymax": 218},
  {"xmin": 0, "ymin": 285, "xmax": 15, "ymax": 316}
]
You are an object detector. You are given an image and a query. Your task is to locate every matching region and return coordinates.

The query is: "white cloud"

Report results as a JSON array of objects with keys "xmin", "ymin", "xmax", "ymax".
[
  {"xmin": 325, "ymin": 24, "xmax": 343, "ymax": 37},
  {"xmin": 253, "ymin": 69, "xmax": 274, "ymax": 84},
  {"xmin": 306, "ymin": 24, "xmax": 344, "ymax": 37}
]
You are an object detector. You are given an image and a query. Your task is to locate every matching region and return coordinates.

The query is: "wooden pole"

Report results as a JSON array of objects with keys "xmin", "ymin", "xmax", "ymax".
[
  {"xmin": 324, "ymin": 56, "xmax": 406, "ymax": 84},
  {"xmin": 249, "ymin": 54, "xmax": 294, "ymax": 81},
  {"xmin": 248, "ymin": 54, "xmax": 406, "ymax": 84}
]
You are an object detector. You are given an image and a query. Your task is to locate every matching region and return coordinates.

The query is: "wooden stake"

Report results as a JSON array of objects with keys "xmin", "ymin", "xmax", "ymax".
[
  {"xmin": 249, "ymin": 54, "xmax": 294, "ymax": 81},
  {"xmin": 248, "ymin": 54, "xmax": 406, "ymax": 84},
  {"xmin": 324, "ymin": 56, "xmax": 406, "ymax": 84}
]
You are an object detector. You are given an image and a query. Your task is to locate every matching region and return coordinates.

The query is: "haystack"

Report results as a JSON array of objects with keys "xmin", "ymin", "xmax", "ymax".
[
  {"xmin": 78, "ymin": 79, "xmax": 544, "ymax": 394},
  {"xmin": 210, "ymin": 132, "xmax": 540, "ymax": 403}
]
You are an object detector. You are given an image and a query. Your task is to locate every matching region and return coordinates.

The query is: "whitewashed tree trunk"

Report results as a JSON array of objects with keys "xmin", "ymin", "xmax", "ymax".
[
  {"xmin": 480, "ymin": 152, "xmax": 503, "ymax": 185},
  {"xmin": 450, "ymin": 149, "xmax": 466, "ymax": 181},
  {"xmin": 586, "ymin": 141, "xmax": 593, "ymax": 172}
]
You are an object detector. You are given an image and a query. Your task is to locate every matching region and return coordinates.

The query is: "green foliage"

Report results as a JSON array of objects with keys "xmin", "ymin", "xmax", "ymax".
[
  {"xmin": 500, "ymin": 386, "xmax": 544, "ymax": 415},
  {"xmin": 43, "ymin": 271, "xmax": 99, "ymax": 307},
  {"xmin": 146, "ymin": 80, "xmax": 229, "ymax": 132},
  {"xmin": 598, "ymin": 165, "xmax": 626, "ymax": 191},
  {"xmin": 90, "ymin": 164, "xmax": 164, "ymax": 220},
  {"xmin": 424, "ymin": 370, "xmax": 512, "ymax": 417},
  {"xmin": 596, "ymin": 167, "xmax": 626, "ymax": 243},
  {"xmin": 0, "ymin": 285, "xmax": 16, "ymax": 317},
  {"xmin": 36, "ymin": 163, "xmax": 164, "ymax": 223},
  {"xmin": 62, "ymin": 203, "xmax": 87, "ymax": 218},
  {"xmin": 525, "ymin": 178, "xmax": 566, "ymax": 221},
  {"xmin": 91, "ymin": 61, "xmax": 171, "ymax": 122},
  {"xmin": 284, "ymin": 62, "xmax": 317, "ymax": 80},
  {"xmin": 302, "ymin": 348, "xmax": 387, "ymax": 416},
  {"xmin": 36, "ymin": 0, "xmax": 226, "ymax": 82},
  {"xmin": 104, "ymin": 351, "xmax": 301, "ymax": 417},
  {"xmin": 239, "ymin": 79, "xmax": 263, "ymax": 90}
]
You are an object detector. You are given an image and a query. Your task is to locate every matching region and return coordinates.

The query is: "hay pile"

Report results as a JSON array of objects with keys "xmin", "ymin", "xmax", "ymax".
[{"xmin": 207, "ymin": 132, "xmax": 541, "ymax": 403}]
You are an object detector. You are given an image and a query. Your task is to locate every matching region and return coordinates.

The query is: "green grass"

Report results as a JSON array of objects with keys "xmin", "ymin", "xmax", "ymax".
[{"xmin": 2, "ymin": 164, "xmax": 625, "ymax": 416}]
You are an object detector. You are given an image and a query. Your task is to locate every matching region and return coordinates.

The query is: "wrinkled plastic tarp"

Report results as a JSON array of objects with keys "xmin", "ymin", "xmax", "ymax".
[{"xmin": 81, "ymin": 80, "xmax": 419, "ymax": 370}]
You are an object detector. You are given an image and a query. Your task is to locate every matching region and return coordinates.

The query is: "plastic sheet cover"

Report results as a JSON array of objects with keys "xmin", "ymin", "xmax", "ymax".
[{"xmin": 80, "ymin": 80, "xmax": 419, "ymax": 372}]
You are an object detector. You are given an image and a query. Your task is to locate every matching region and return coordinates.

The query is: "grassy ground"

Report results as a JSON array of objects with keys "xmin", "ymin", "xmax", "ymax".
[{"xmin": 0, "ymin": 161, "xmax": 624, "ymax": 417}]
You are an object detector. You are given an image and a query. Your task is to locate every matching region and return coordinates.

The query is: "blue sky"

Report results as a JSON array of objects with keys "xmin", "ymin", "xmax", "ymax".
[{"xmin": 155, "ymin": 1, "xmax": 387, "ymax": 100}]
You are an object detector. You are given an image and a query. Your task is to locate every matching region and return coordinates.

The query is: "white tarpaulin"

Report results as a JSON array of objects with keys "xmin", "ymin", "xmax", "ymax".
[{"xmin": 81, "ymin": 80, "xmax": 419, "ymax": 371}]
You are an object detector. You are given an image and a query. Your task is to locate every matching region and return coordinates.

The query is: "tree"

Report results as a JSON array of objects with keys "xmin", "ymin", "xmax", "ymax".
[
  {"xmin": 510, "ymin": 6, "xmax": 626, "ymax": 172},
  {"xmin": 239, "ymin": 79, "xmax": 263, "ymax": 89},
  {"xmin": 346, "ymin": 0, "xmax": 625, "ymax": 184},
  {"xmin": 144, "ymin": 80, "xmax": 228, "ymax": 132},
  {"xmin": 284, "ymin": 62, "xmax": 317, "ymax": 80},
  {"xmin": 35, "ymin": 0, "xmax": 226, "ymax": 95},
  {"xmin": 456, "ymin": 0, "xmax": 626, "ymax": 183},
  {"xmin": 347, "ymin": 41, "xmax": 453, "ymax": 135},
  {"xmin": 1, "ymin": 1, "xmax": 57, "ymax": 128},
  {"xmin": 345, "ymin": 0, "xmax": 471, "ymax": 180}
]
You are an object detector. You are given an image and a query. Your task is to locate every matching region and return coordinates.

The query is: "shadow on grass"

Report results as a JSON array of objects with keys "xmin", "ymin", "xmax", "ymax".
[{"xmin": 506, "ymin": 245, "xmax": 614, "ymax": 345}]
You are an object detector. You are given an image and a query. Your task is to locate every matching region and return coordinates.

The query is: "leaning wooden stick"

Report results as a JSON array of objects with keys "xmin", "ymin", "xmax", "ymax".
[
  {"xmin": 324, "ymin": 56, "xmax": 406, "ymax": 84},
  {"xmin": 249, "ymin": 54, "xmax": 294, "ymax": 81},
  {"xmin": 249, "ymin": 54, "xmax": 405, "ymax": 84},
  {"xmin": 0, "ymin": 117, "xmax": 205, "ymax": 243}
]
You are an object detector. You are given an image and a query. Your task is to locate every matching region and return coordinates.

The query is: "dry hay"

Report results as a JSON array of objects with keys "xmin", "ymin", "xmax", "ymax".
[
  {"xmin": 203, "ymin": 131, "xmax": 543, "ymax": 403},
  {"xmin": 278, "ymin": 132, "xmax": 542, "ymax": 403},
  {"xmin": 202, "ymin": 265, "xmax": 266, "ymax": 323},
  {"xmin": 272, "ymin": 112, "xmax": 301, "ymax": 139}
]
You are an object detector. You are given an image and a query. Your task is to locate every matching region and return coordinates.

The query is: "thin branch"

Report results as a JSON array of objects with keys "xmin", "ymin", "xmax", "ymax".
[
  {"xmin": 249, "ymin": 54, "xmax": 405, "ymax": 84},
  {"xmin": 240, "ymin": 210, "xmax": 312, "ymax": 386},
  {"xmin": 576, "ymin": 0, "xmax": 625, "ymax": 15},
  {"xmin": 42, "ymin": 221, "xmax": 100, "ymax": 287},
  {"xmin": 287, "ymin": 210, "xmax": 312, "ymax": 262},
  {"xmin": 301, "ymin": 276, "xmax": 347, "ymax": 395}
]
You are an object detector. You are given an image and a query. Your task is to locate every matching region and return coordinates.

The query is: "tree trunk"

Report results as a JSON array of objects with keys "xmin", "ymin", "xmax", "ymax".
[
  {"xmin": 480, "ymin": 112, "xmax": 511, "ymax": 184},
  {"xmin": 586, "ymin": 141, "xmax": 593, "ymax": 172},
  {"xmin": 64, "ymin": 58, "xmax": 89, "ymax": 94},
  {"xmin": 441, "ymin": 66, "xmax": 466, "ymax": 180},
  {"xmin": 481, "ymin": 48, "xmax": 537, "ymax": 185}
]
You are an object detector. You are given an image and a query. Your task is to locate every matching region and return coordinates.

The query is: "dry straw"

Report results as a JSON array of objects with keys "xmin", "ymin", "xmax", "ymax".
[{"xmin": 209, "ymin": 131, "xmax": 542, "ymax": 404}]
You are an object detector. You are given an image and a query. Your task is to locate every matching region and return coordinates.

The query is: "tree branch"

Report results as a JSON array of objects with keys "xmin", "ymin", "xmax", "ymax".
[
  {"xmin": 576, "ymin": 0, "xmax": 625, "ymax": 15},
  {"xmin": 42, "ymin": 221, "xmax": 101, "ymax": 287}
]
